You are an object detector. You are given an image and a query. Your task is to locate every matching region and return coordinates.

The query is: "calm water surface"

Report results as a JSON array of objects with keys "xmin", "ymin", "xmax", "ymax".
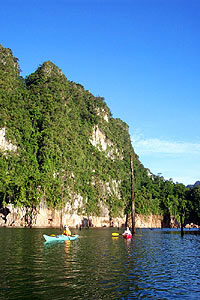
[{"xmin": 0, "ymin": 227, "xmax": 199, "ymax": 299}]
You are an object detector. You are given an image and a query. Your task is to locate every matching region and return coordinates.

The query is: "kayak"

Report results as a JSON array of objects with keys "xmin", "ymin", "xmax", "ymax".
[
  {"xmin": 43, "ymin": 234, "xmax": 79, "ymax": 242},
  {"xmin": 122, "ymin": 233, "xmax": 132, "ymax": 239}
]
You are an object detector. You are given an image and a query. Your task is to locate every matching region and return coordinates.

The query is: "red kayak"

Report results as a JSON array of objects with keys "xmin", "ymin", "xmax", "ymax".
[{"xmin": 122, "ymin": 233, "xmax": 132, "ymax": 239}]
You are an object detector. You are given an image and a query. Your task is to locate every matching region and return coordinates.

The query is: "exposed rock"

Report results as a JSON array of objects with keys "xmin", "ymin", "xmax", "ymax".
[
  {"xmin": 0, "ymin": 206, "xmax": 11, "ymax": 223},
  {"xmin": 90, "ymin": 125, "xmax": 110, "ymax": 151},
  {"xmin": 90, "ymin": 125, "xmax": 123, "ymax": 159},
  {"xmin": 134, "ymin": 214, "xmax": 163, "ymax": 228},
  {"xmin": 0, "ymin": 202, "xmax": 165, "ymax": 229},
  {"xmin": 0, "ymin": 128, "xmax": 17, "ymax": 152},
  {"xmin": 96, "ymin": 107, "xmax": 109, "ymax": 122},
  {"xmin": 185, "ymin": 223, "xmax": 199, "ymax": 229}
]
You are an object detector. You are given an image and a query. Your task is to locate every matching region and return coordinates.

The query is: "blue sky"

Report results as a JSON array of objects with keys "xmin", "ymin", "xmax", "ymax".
[{"xmin": 1, "ymin": 0, "xmax": 200, "ymax": 185}]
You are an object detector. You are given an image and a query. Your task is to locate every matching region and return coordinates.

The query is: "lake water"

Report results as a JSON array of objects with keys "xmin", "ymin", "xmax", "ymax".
[{"xmin": 0, "ymin": 227, "xmax": 200, "ymax": 300}]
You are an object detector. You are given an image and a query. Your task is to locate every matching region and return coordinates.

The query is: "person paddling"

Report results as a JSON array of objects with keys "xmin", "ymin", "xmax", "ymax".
[
  {"xmin": 63, "ymin": 225, "xmax": 71, "ymax": 236},
  {"xmin": 122, "ymin": 226, "xmax": 132, "ymax": 237}
]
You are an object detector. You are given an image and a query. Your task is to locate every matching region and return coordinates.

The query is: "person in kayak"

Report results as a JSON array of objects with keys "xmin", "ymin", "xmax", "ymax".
[
  {"xmin": 123, "ymin": 226, "xmax": 132, "ymax": 236},
  {"xmin": 63, "ymin": 225, "xmax": 71, "ymax": 236}
]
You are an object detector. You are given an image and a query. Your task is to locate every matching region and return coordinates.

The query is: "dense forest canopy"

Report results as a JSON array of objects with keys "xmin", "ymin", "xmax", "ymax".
[{"xmin": 0, "ymin": 45, "xmax": 199, "ymax": 225}]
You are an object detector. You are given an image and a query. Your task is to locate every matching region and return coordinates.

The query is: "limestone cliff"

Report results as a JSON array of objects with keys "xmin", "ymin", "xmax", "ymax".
[
  {"xmin": 0, "ymin": 44, "xmax": 146, "ymax": 227},
  {"xmin": 0, "ymin": 202, "xmax": 164, "ymax": 229},
  {"xmin": 1, "ymin": 44, "xmax": 167, "ymax": 228}
]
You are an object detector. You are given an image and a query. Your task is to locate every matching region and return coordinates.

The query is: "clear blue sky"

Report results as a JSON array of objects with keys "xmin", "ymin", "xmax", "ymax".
[{"xmin": 1, "ymin": 0, "xmax": 200, "ymax": 185}]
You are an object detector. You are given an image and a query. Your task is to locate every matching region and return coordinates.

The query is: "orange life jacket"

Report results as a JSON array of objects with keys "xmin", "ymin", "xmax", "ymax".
[{"xmin": 63, "ymin": 229, "xmax": 71, "ymax": 236}]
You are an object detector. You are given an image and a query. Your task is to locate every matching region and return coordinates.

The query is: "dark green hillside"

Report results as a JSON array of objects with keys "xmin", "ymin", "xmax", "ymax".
[
  {"xmin": 0, "ymin": 45, "xmax": 141, "ymax": 218},
  {"xmin": 0, "ymin": 45, "xmax": 199, "ymax": 226}
]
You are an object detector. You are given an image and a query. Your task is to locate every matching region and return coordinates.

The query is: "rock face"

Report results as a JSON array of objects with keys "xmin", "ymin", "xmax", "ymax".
[
  {"xmin": 0, "ymin": 128, "xmax": 17, "ymax": 152},
  {"xmin": 1, "ymin": 44, "xmax": 172, "ymax": 228},
  {"xmin": 135, "ymin": 214, "xmax": 163, "ymax": 228},
  {"xmin": 0, "ymin": 202, "xmax": 123, "ymax": 228},
  {"xmin": 90, "ymin": 125, "xmax": 123, "ymax": 160},
  {"xmin": 1, "ymin": 44, "xmax": 141, "ymax": 222},
  {"xmin": 0, "ymin": 201, "xmax": 164, "ymax": 229}
]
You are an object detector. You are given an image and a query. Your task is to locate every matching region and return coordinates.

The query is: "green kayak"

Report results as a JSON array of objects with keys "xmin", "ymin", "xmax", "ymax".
[{"xmin": 43, "ymin": 234, "xmax": 79, "ymax": 242}]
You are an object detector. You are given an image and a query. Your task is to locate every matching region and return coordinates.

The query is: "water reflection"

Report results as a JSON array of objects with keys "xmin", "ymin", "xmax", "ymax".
[
  {"xmin": 0, "ymin": 227, "xmax": 200, "ymax": 299},
  {"xmin": 64, "ymin": 240, "xmax": 71, "ymax": 253}
]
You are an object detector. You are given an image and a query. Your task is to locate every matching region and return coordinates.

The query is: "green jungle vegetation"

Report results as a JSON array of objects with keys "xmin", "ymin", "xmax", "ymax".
[{"xmin": 0, "ymin": 44, "xmax": 199, "ymax": 226}]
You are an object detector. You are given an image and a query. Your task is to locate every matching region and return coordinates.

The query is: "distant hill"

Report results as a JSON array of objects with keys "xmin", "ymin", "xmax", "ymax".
[{"xmin": 187, "ymin": 181, "xmax": 200, "ymax": 189}]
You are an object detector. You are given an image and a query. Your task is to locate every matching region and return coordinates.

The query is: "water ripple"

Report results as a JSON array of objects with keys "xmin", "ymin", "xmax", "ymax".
[{"xmin": 0, "ymin": 228, "xmax": 200, "ymax": 299}]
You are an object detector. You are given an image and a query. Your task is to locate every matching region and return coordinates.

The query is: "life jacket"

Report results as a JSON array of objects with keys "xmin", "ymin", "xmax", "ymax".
[{"xmin": 63, "ymin": 229, "xmax": 71, "ymax": 236}]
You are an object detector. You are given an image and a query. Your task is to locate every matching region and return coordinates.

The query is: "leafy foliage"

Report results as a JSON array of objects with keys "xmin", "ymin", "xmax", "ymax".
[{"xmin": 0, "ymin": 45, "xmax": 199, "ymax": 225}]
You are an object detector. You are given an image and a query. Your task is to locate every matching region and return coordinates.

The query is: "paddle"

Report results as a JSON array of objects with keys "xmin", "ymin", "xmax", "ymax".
[
  {"xmin": 50, "ymin": 234, "xmax": 76, "ymax": 237},
  {"xmin": 112, "ymin": 232, "xmax": 122, "ymax": 236},
  {"xmin": 112, "ymin": 232, "xmax": 143, "ymax": 237}
]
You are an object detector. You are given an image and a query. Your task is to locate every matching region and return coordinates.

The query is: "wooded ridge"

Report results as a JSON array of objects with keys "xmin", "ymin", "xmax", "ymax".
[{"xmin": 0, "ymin": 44, "xmax": 199, "ymax": 227}]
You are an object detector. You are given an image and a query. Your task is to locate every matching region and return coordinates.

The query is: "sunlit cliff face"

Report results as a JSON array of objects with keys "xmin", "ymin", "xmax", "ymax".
[
  {"xmin": 90, "ymin": 125, "xmax": 123, "ymax": 160},
  {"xmin": 0, "ymin": 128, "xmax": 17, "ymax": 152}
]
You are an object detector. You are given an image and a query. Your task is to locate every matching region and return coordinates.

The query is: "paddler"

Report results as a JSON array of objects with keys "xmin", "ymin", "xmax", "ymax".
[
  {"xmin": 123, "ymin": 226, "xmax": 132, "ymax": 236},
  {"xmin": 63, "ymin": 225, "xmax": 71, "ymax": 236}
]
